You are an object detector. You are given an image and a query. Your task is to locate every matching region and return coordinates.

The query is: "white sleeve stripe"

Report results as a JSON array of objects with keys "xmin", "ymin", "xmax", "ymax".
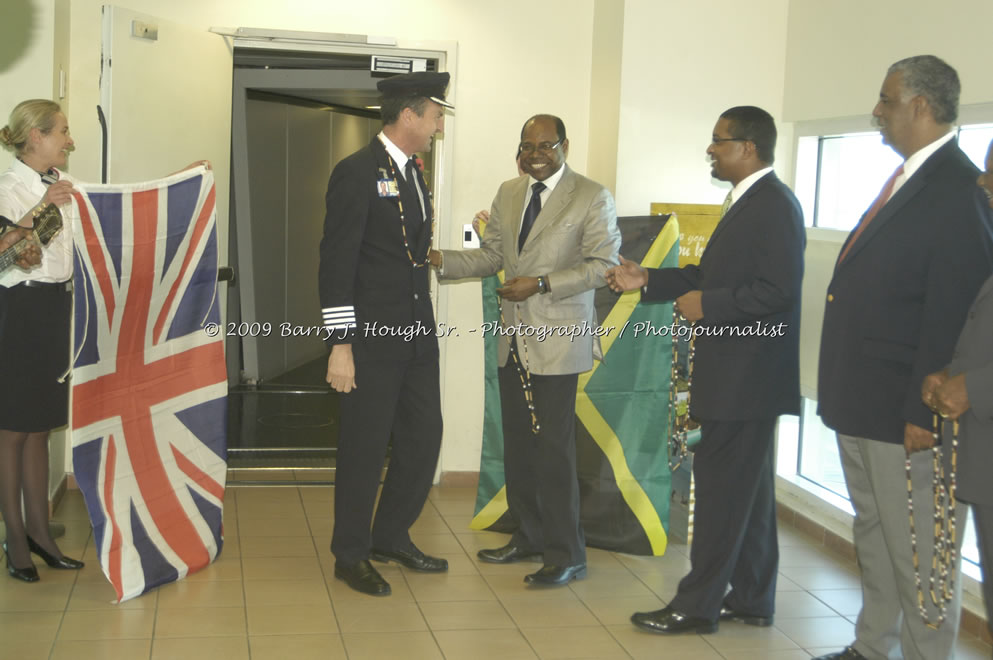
[
  {"xmin": 322, "ymin": 306, "xmax": 354, "ymax": 314},
  {"xmin": 323, "ymin": 314, "xmax": 355, "ymax": 323}
]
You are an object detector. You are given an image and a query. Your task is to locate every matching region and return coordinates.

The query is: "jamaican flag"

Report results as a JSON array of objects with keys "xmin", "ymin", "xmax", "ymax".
[{"xmin": 470, "ymin": 215, "xmax": 679, "ymax": 555}]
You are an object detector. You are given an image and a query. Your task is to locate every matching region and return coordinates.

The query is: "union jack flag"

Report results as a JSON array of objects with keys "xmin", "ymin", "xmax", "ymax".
[{"xmin": 69, "ymin": 168, "xmax": 227, "ymax": 602}]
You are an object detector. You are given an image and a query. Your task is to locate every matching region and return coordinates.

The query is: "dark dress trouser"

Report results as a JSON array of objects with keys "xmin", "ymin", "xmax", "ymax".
[
  {"xmin": 330, "ymin": 350, "xmax": 442, "ymax": 563},
  {"xmin": 669, "ymin": 418, "xmax": 779, "ymax": 620},
  {"xmin": 499, "ymin": 360, "xmax": 585, "ymax": 567}
]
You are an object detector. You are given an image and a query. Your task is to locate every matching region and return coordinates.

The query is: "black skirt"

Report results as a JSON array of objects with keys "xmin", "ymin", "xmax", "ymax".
[{"xmin": 0, "ymin": 282, "xmax": 72, "ymax": 432}]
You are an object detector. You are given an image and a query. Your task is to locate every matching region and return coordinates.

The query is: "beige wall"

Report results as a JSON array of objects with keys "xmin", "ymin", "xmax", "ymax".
[
  {"xmin": 784, "ymin": 0, "xmax": 993, "ymax": 123},
  {"xmin": 0, "ymin": 0, "xmax": 59, "ymax": 172},
  {"xmin": 614, "ymin": 0, "xmax": 792, "ymax": 216}
]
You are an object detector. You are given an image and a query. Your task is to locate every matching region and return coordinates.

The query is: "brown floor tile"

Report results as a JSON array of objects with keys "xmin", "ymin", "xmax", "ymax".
[
  {"xmin": 1, "ymin": 636, "xmax": 58, "ymax": 660},
  {"xmin": 156, "ymin": 578, "xmax": 245, "ymax": 608},
  {"xmin": 67, "ymin": 580, "xmax": 157, "ymax": 610},
  {"xmin": 243, "ymin": 578, "xmax": 330, "ymax": 607},
  {"xmin": 50, "ymin": 638, "xmax": 151, "ymax": 660},
  {"xmin": 249, "ymin": 633, "xmax": 347, "ymax": 660},
  {"xmin": 420, "ymin": 600, "xmax": 517, "ymax": 630},
  {"xmin": 241, "ymin": 555, "xmax": 323, "ymax": 581},
  {"xmin": 773, "ymin": 615, "xmax": 855, "ymax": 649},
  {"xmin": 608, "ymin": 624, "xmax": 724, "ymax": 660},
  {"xmin": 245, "ymin": 603, "xmax": 337, "ymax": 635},
  {"xmin": 405, "ymin": 572, "xmax": 496, "ymax": 602},
  {"xmin": 341, "ymin": 631, "xmax": 443, "ymax": 659},
  {"xmin": 149, "ymin": 636, "xmax": 250, "ymax": 660},
  {"xmin": 504, "ymin": 597, "xmax": 600, "ymax": 628},
  {"xmin": 521, "ymin": 625, "xmax": 628, "ymax": 659},
  {"xmin": 334, "ymin": 599, "xmax": 427, "ymax": 633},
  {"xmin": 0, "ymin": 579, "xmax": 72, "ymax": 611},
  {"xmin": 238, "ymin": 535, "xmax": 317, "ymax": 558},
  {"xmin": 153, "ymin": 606, "xmax": 247, "ymax": 638},
  {"xmin": 434, "ymin": 628, "xmax": 538, "ymax": 659},
  {"xmin": 58, "ymin": 609, "xmax": 156, "ymax": 640}
]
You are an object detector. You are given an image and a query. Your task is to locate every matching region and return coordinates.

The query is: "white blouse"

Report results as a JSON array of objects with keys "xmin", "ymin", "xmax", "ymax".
[{"xmin": 0, "ymin": 158, "xmax": 78, "ymax": 286}]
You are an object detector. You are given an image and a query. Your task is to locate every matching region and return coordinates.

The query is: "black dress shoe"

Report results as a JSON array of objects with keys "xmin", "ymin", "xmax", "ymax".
[
  {"xmin": 3, "ymin": 542, "xmax": 40, "ymax": 583},
  {"xmin": 477, "ymin": 543, "xmax": 542, "ymax": 564},
  {"xmin": 524, "ymin": 563, "xmax": 586, "ymax": 586},
  {"xmin": 369, "ymin": 545, "xmax": 448, "ymax": 572},
  {"xmin": 719, "ymin": 601, "xmax": 773, "ymax": 626},
  {"xmin": 631, "ymin": 605, "xmax": 718, "ymax": 634},
  {"xmin": 26, "ymin": 536, "xmax": 84, "ymax": 569},
  {"xmin": 812, "ymin": 647, "xmax": 868, "ymax": 660},
  {"xmin": 334, "ymin": 559, "xmax": 391, "ymax": 596}
]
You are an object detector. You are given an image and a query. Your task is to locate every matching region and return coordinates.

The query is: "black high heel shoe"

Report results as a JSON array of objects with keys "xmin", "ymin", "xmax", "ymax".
[
  {"xmin": 26, "ymin": 536, "xmax": 84, "ymax": 570},
  {"xmin": 2, "ymin": 541, "xmax": 40, "ymax": 582}
]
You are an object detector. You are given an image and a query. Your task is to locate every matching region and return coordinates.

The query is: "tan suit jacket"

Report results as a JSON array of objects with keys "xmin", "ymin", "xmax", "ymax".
[{"xmin": 441, "ymin": 165, "xmax": 620, "ymax": 375}]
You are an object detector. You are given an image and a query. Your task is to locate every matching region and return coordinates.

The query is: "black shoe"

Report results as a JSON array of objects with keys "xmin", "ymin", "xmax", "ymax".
[
  {"xmin": 334, "ymin": 559, "xmax": 391, "ymax": 596},
  {"xmin": 477, "ymin": 543, "xmax": 543, "ymax": 564},
  {"xmin": 631, "ymin": 605, "xmax": 718, "ymax": 634},
  {"xmin": 719, "ymin": 601, "xmax": 773, "ymax": 627},
  {"xmin": 369, "ymin": 545, "xmax": 448, "ymax": 572},
  {"xmin": 26, "ymin": 535, "xmax": 84, "ymax": 570},
  {"xmin": 524, "ymin": 563, "xmax": 586, "ymax": 586},
  {"xmin": 812, "ymin": 647, "xmax": 868, "ymax": 660},
  {"xmin": 3, "ymin": 541, "xmax": 40, "ymax": 583}
]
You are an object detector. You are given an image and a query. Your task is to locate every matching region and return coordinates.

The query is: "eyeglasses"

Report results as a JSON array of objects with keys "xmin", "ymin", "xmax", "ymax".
[
  {"xmin": 711, "ymin": 136, "xmax": 750, "ymax": 145},
  {"xmin": 519, "ymin": 139, "xmax": 564, "ymax": 154}
]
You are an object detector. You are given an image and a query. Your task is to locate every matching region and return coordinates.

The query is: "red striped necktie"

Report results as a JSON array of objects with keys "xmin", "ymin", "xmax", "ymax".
[{"xmin": 837, "ymin": 164, "xmax": 904, "ymax": 263}]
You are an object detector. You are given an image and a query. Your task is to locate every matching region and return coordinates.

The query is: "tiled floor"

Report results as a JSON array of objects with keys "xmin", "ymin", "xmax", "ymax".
[{"xmin": 2, "ymin": 483, "xmax": 991, "ymax": 660}]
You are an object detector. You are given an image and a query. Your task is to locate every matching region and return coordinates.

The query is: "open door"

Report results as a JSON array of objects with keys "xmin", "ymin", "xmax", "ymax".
[{"xmin": 100, "ymin": 5, "xmax": 232, "ymax": 271}]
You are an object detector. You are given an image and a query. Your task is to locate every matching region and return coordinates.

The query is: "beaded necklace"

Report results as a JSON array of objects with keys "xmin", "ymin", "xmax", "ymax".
[
  {"xmin": 499, "ymin": 300, "xmax": 540, "ymax": 435},
  {"xmin": 378, "ymin": 137, "xmax": 433, "ymax": 268},
  {"xmin": 668, "ymin": 308, "xmax": 695, "ymax": 470},
  {"xmin": 907, "ymin": 414, "xmax": 958, "ymax": 629}
]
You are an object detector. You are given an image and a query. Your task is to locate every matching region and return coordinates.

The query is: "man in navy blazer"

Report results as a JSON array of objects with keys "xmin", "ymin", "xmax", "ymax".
[
  {"xmin": 922, "ymin": 138, "xmax": 993, "ymax": 639},
  {"xmin": 607, "ymin": 106, "xmax": 805, "ymax": 634},
  {"xmin": 816, "ymin": 56, "xmax": 993, "ymax": 660}
]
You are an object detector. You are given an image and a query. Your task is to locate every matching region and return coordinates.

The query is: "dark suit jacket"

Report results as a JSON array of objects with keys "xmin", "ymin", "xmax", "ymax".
[
  {"xmin": 946, "ymin": 275, "xmax": 993, "ymax": 505},
  {"xmin": 818, "ymin": 140, "xmax": 993, "ymax": 444},
  {"xmin": 643, "ymin": 171, "xmax": 805, "ymax": 421},
  {"xmin": 318, "ymin": 137, "xmax": 437, "ymax": 361}
]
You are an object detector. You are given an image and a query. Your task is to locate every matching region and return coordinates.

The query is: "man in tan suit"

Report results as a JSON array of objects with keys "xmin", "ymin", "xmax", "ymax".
[{"xmin": 430, "ymin": 114, "xmax": 620, "ymax": 586}]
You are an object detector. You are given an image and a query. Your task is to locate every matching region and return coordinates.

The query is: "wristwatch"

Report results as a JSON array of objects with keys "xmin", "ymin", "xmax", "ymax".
[{"xmin": 537, "ymin": 275, "xmax": 550, "ymax": 294}]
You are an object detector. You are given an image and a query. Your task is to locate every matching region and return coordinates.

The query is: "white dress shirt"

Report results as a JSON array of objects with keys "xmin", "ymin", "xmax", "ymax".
[{"xmin": 0, "ymin": 158, "xmax": 77, "ymax": 286}]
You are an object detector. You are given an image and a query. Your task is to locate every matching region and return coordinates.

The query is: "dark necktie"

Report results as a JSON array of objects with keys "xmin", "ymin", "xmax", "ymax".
[
  {"xmin": 837, "ymin": 164, "xmax": 904, "ymax": 263},
  {"xmin": 405, "ymin": 159, "xmax": 424, "ymax": 224},
  {"xmin": 518, "ymin": 182, "xmax": 546, "ymax": 253}
]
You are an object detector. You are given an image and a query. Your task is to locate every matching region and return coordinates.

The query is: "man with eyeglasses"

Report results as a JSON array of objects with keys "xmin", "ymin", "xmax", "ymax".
[
  {"xmin": 429, "ymin": 114, "xmax": 620, "ymax": 586},
  {"xmin": 816, "ymin": 56, "xmax": 993, "ymax": 660},
  {"xmin": 607, "ymin": 106, "xmax": 805, "ymax": 634}
]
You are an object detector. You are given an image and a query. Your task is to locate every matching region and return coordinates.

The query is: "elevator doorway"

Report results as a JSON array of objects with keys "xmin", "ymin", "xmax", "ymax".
[{"xmin": 225, "ymin": 44, "xmax": 447, "ymax": 481}]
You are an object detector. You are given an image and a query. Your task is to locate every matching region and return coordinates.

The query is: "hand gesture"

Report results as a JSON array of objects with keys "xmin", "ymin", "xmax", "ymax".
[
  {"xmin": 41, "ymin": 179, "xmax": 75, "ymax": 207},
  {"xmin": 606, "ymin": 255, "xmax": 648, "ymax": 293},
  {"xmin": 497, "ymin": 276, "xmax": 540, "ymax": 301}
]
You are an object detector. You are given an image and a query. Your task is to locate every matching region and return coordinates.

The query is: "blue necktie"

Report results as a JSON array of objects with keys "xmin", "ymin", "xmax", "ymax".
[{"xmin": 518, "ymin": 182, "xmax": 546, "ymax": 253}]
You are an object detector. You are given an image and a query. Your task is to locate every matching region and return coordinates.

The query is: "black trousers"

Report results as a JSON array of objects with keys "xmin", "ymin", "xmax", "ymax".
[
  {"xmin": 330, "ymin": 350, "xmax": 442, "ymax": 563},
  {"xmin": 670, "ymin": 418, "xmax": 778, "ymax": 620},
  {"xmin": 498, "ymin": 363, "xmax": 584, "ymax": 566}
]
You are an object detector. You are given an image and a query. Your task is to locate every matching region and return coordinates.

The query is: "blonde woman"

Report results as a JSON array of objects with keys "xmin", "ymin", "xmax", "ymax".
[{"xmin": 0, "ymin": 99, "xmax": 82, "ymax": 581}]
